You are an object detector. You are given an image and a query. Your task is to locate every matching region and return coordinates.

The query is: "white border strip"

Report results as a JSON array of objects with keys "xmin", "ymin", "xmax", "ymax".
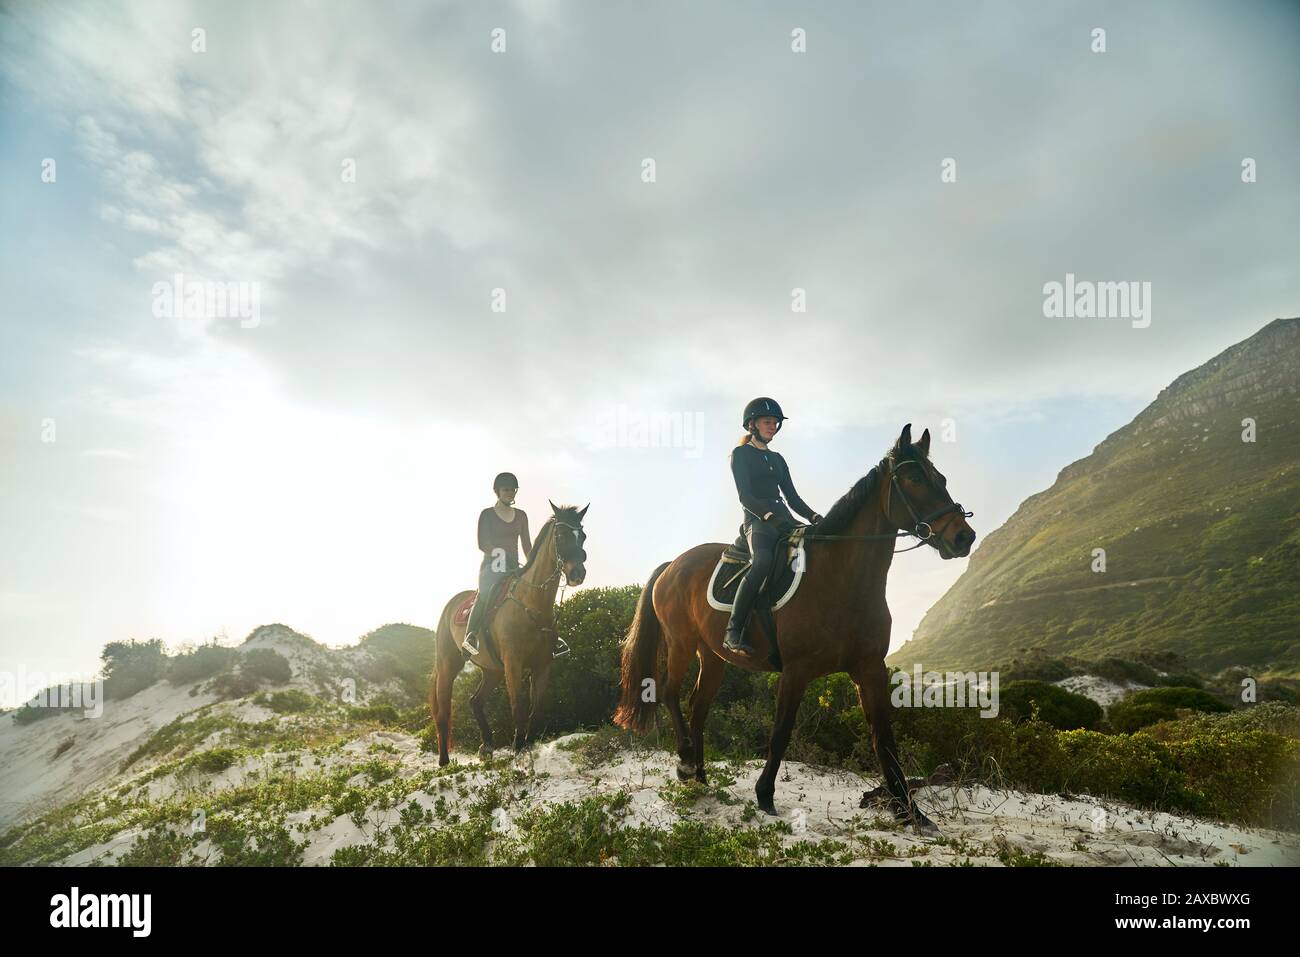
[{"xmin": 706, "ymin": 543, "xmax": 805, "ymax": 612}]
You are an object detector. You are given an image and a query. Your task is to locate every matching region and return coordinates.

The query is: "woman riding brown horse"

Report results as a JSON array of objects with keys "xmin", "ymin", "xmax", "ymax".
[
  {"xmin": 430, "ymin": 502, "xmax": 588, "ymax": 765},
  {"xmin": 613, "ymin": 424, "xmax": 974, "ymax": 834}
]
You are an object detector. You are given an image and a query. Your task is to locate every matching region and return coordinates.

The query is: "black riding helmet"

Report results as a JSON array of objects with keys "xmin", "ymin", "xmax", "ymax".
[
  {"xmin": 493, "ymin": 471, "xmax": 519, "ymax": 491},
  {"xmin": 742, "ymin": 397, "xmax": 787, "ymax": 436}
]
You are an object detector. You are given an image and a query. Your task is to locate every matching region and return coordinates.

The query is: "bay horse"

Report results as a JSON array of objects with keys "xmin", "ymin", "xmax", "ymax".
[
  {"xmin": 613, "ymin": 425, "xmax": 974, "ymax": 834},
  {"xmin": 430, "ymin": 502, "xmax": 588, "ymax": 765}
]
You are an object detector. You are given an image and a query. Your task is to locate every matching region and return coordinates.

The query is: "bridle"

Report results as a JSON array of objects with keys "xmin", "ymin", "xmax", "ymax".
[
  {"xmin": 506, "ymin": 518, "xmax": 586, "ymax": 631},
  {"xmin": 884, "ymin": 458, "xmax": 973, "ymax": 555},
  {"xmin": 805, "ymin": 455, "xmax": 973, "ymax": 554}
]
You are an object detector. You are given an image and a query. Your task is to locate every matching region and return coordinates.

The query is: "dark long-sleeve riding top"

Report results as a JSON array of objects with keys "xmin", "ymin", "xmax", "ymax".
[{"xmin": 729, "ymin": 442, "xmax": 818, "ymax": 526}]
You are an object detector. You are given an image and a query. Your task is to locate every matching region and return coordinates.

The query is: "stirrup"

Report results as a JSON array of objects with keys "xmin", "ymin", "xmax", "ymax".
[
  {"xmin": 723, "ymin": 624, "xmax": 754, "ymax": 654},
  {"xmin": 462, "ymin": 633, "xmax": 480, "ymax": 656},
  {"xmin": 551, "ymin": 637, "xmax": 570, "ymax": 659}
]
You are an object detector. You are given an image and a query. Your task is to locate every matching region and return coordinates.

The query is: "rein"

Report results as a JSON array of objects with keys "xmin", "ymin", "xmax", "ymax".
[
  {"xmin": 803, "ymin": 459, "xmax": 973, "ymax": 555},
  {"xmin": 504, "ymin": 519, "xmax": 583, "ymax": 634}
]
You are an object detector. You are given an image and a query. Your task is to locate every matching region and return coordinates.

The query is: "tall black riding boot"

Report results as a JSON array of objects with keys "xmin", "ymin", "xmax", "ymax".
[{"xmin": 723, "ymin": 565, "xmax": 765, "ymax": 654}]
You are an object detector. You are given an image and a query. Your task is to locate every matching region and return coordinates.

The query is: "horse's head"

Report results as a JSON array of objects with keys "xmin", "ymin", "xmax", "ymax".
[
  {"xmin": 884, "ymin": 424, "xmax": 976, "ymax": 559},
  {"xmin": 548, "ymin": 500, "xmax": 589, "ymax": 585}
]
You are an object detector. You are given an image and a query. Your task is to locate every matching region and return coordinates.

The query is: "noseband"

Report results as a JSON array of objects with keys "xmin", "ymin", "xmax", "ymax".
[{"xmin": 886, "ymin": 458, "xmax": 973, "ymax": 551}]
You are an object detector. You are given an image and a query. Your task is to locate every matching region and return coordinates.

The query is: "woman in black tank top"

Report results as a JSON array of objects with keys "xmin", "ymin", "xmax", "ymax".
[{"xmin": 463, "ymin": 472, "xmax": 532, "ymax": 655}]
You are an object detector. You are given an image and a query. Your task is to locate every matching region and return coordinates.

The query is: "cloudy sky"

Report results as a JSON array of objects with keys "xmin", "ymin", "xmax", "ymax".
[{"xmin": 1, "ymin": 0, "xmax": 1297, "ymax": 691}]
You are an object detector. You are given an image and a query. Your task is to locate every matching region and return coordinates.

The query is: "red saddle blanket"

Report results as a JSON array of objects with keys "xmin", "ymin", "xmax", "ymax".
[
  {"xmin": 451, "ymin": 573, "xmax": 518, "ymax": 629},
  {"xmin": 452, "ymin": 593, "xmax": 477, "ymax": 628}
]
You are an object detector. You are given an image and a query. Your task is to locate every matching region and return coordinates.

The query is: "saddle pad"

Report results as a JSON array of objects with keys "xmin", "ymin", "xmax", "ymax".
[
  {"xmin": 707, "ymin": 538, "xmax": 806, "ymax": 612},
  {"xmin": 452, "ymin": 593, "xmax": 477, "ymax": 628}
]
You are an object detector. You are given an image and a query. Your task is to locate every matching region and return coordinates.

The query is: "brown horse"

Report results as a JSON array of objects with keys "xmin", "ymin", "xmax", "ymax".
[
  {"xmin": 613, "ymin": 424, "xmax": 974, "ymax": 834},
  {"xmin": 430, "ymin": 503, "xmax": 589, "ymax": 765}
]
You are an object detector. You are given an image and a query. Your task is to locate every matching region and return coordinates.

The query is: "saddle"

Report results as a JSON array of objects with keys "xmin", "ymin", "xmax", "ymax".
[{"xmin": 707, "ymin": 526, "xmax": 809, "ymax": 670}]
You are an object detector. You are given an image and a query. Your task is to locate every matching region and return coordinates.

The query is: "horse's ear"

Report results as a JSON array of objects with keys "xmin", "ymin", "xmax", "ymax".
[
  {"xmin": 549, "ymin": 499, "xmax": 559, "ymax": 514},
  {"xmin": 918, "ymin": 428, "xmax": 931, "ymax": 456},
  {"xmin": 577, "ymin": 503, "xmax": 589, "ymax": 521},
  {"xmin": 897, "ymin": 423, "xmax": 913, "ymax": 449}
]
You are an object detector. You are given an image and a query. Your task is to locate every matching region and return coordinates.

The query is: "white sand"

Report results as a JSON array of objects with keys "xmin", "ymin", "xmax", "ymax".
[
  {"xmin": 5, "ymin": 640, "xmax": 1296, "ymax": 867},
  {"xmin": 0, "ymin": 626, "xmax": 401, "ymax": 833},
  {"xmin": 50, "ymin": 732, "xmax": 1300, "ymax": 867},
  {"xmin": 1055, "ymin": 674, "xmax": 1149, "ymax": 707}
]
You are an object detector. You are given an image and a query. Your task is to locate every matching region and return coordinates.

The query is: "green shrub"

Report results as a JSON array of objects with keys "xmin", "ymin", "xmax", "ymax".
[
  {"xmin": 202, "ymin": 814, "xmax": 307, "ymax": 866},
  {"xmin": 1001, "ymin": 654, "xmax": 1074, "ymax": 683},
  {"xmin": 101, "ymin": 639, "xmax": 166, "ymax": 700},
  {"xmin": 11, "ymin": 698, "xmax": 76, "ymax": 725},
  {"xmin": 184, "ymin": 748, "xmax": 241, "ymax": 774},
  {"xmin": 1165, "ymin": 730, "xmax": 1299, "ymax": 826},
  {"xmin": 168, "ymin": 644, "xmax": 237, "ymax": 685},
  {"xmin": 118, "ymin": 827, "xmax": 194, "ymax": 866},
  {"xmin": 1108, "ymin": 687, "xmax": 1230, "ymax": 733},
  {"xmin": 346, "ymin": 703, "xmax": 400, "ymax": 725},
  {"xmin": 1140, "ymin": 701, "xmax": 1300, "ymax": 742},
  {"xmin": 1054, "ymin": 730, "xmax": 1188, "ymax": 806},
  {"xmin": 1155, "ymin": 672, "xmax": 1205, "ymax": 690},
  {"xmin": 999, "ymin": 680, "xmax": 1103, "ymax": 731},
  {"xmin": 259, "ymin": 689, "xmax": 319, "ymax": 714},
  {"xmin": 1091, "ymin": 657, "xmax": 1160, "ymax": 687},
  {"xmin": 210, "ymin": 669, "xmax": 261, "ymax": 700},
  {"xmin": 355, "ymin": 624, "xmax": 437, "ymax": 703},
  {"xmin": 544, "ymin": 586, "xmax": 641, "ymax": 732},
  {"xmin": 241, "ymin": 649, "xmax": 292, "ymax": 684},
  {"xmin": 207, "ymin": 649, "xmax": 293, "ymax": 699}
]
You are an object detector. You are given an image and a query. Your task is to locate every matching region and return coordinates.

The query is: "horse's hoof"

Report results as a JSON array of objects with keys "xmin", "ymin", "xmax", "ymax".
[
  {"xmin": 676, "ymin": 761, "xmax": 695, "ymax": 782},
  {"xmin": 913, "ymin": 816, "xmax": 942, "ymax": 839},
  {"xmin": 756, "ymin": 791, "xmax": 777, "ymax": 816},
  {"xmin": 694, "ymin": 769, "xmax": 708, "ymax": 785},
  {"xmin": 478, "ymin": 746, "xmax": 493, "ymax": 760},
  {"xmin": 889, "ymin": 798, "xmax": 940, "ymax": 836},
  {"xmin": 438, "ymin": 755, "xmax": 449, "ymax": 768}
]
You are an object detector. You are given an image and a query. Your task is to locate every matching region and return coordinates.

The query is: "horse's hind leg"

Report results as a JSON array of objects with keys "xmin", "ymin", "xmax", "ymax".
[
  {"xmin": 433, "ymin": 656, "xmax": 457, "ymax": 767},
  {"xmin": 688, "ymin": 648, "xmax": 725, "ymax": 783},
  {"xmin": 470, "ymin": 667, "xmax": 503, "ymax": 758},
  {"xmin": 853, "ymin": 659, "xmax": 939, "ymax": 836},
  {"xmin": 755, "ymin": 665, "xmax": 810, "ymax": 816},
  {"xmin": 662, "ymin": 628, "xmax": 697, "ymax": 781}
]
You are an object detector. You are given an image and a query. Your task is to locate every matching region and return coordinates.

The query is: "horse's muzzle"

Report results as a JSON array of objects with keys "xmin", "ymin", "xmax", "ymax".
[{"xmin": 947, "ymin": 526, "xmax": 976, "ymax": 558}]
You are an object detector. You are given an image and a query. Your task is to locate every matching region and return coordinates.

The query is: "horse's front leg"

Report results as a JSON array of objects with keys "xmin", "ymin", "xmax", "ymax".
[
  {"xmin": 504, "ymin": 655, "xmax": 530, "ymax": 753},
  {"xmin": 755, "ymin": 664, "xmax": 811, "ymax": 815},
  {"xmin": 853, "ymin": 658, "xmax": 940, "ymax": 837},
  {"xmin": 525, "ymin": 654, "xmax": 553, "ymax": 747}
]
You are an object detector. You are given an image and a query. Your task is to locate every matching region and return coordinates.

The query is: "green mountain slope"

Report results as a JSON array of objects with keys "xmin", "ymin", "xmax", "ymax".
[{"xmin": 890, "ymin": 317, "xmax": 1300, "ymax": 677}]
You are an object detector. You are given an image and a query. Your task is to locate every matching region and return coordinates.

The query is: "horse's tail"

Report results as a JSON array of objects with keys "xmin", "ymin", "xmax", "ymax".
[
  {"xmin": 613, "ymin": 562, "xmax": 670, "ymax": 732},
  {"xmin": 428, "ymin": 596, "xmax": 458, "ymax": 721}
]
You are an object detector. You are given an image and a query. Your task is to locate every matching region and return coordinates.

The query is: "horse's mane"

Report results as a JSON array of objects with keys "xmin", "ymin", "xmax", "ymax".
[
  {"xmin": 814, "ymin": 442, "xmax": 926, "ymax": 535},
  {"xmin": 521, "ymin": 518, "xmax": 554, "ymax": 572},
  {"xmin": 814, "ymin": 467, "xmax": 882, "ymax": 536}
]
